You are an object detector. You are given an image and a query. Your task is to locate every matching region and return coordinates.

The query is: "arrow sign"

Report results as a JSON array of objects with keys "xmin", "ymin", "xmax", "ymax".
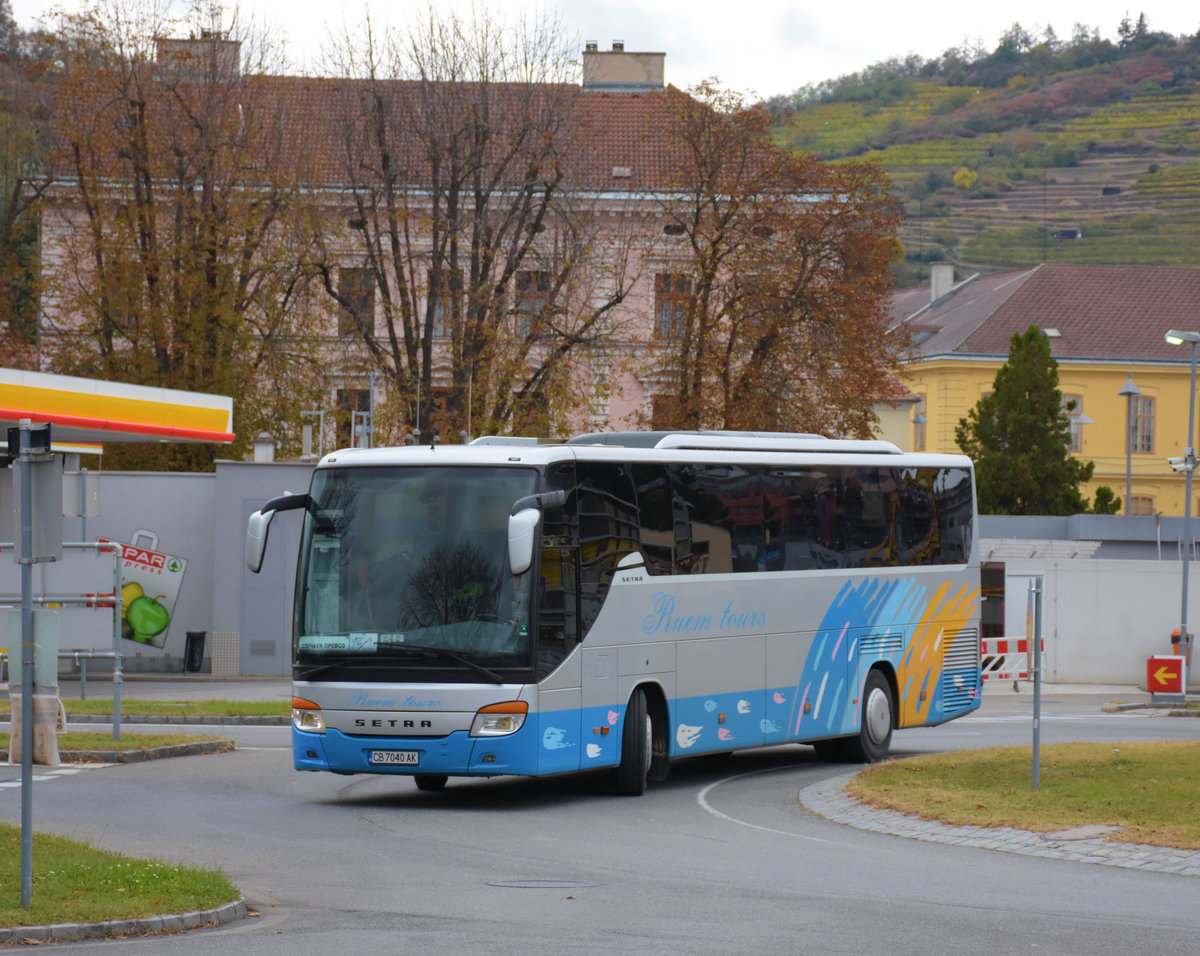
[
  {"xmin": 1147, "ymin": 655, "xmax": 1185, "ymax": 695},
  {"xmin": 1154, "ymin": 665, "xmax": 1178, "ymax": 685}
]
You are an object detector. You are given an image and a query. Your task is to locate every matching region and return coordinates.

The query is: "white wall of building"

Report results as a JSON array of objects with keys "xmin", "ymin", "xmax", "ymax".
[{"xmin": 1001, "ymin": 558, "xmax": 1198, "ymax": 684}]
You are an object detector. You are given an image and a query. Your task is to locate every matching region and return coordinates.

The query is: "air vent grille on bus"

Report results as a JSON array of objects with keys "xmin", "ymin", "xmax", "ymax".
[
  {"xmin": 860, "ymin": 630, "xmax": 904, "ymax": 657},
  {"xmin": 940, "ymin": 627, "xmax": 981, "ymax": 716}
]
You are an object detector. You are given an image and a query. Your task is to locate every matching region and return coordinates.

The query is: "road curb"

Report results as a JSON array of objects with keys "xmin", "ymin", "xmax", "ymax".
[
  {"xmin": 1, "ymin": 739, "xmax": 237, "ymax": 763},
  {"xmin": 0, "ymin": 896, "xmax": 248, "ymax": 945},
  {"xmin": 1101, "ymin": 702, "xmax": 1200, "ymax": 716},
  {"xmin": 1, "ymin": 713, "xmax": 289, "ymax": 726},
  {"xmin": 801, "ymin": 772, "xmax": 1200, "ymax": 876},
  {"xmin": 67, "ymin": 714, "xmax": 290, "ymax": 726}
]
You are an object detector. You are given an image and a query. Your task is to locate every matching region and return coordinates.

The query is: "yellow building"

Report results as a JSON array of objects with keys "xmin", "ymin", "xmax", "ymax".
[{"xmin": 888, "ymin": 263, "xmax": 1200, "ymax": 517}]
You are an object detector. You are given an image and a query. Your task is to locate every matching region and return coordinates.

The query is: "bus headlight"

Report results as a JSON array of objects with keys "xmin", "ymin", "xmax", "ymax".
[
  {"xmin": 292, "ymin": 696, "xmax": 326, "ymax": 733},
  {"xmin": 470, "ymin": 700, "xmax": 528, "ymax": 737}
]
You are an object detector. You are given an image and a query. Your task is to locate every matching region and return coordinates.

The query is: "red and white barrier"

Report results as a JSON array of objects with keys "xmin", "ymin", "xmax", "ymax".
[{"xmin": 980, "ymin": 636, "xmax": 1043, "ymax": 681}]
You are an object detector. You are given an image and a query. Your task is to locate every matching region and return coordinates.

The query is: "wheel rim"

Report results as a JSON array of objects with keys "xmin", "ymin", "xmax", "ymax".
[{"xmin": 864, "ymin": 686, "xmax": 891, "ymax": 744}]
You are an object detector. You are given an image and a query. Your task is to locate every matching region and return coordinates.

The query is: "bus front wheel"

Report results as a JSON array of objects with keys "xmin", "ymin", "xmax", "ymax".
[
  {"xmin": 414, "ymin": 774, "xmax": 448, "ymax": 791},
  {"xmin": 614, "ymin": 688, "xmax": 652, "ymax": 796},
  {"xmin": 844, "ymin": 670, "xmax": 893, "ymax": 763}
]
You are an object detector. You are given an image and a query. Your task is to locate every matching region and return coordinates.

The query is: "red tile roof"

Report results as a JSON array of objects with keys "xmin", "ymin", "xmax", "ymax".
[
  {"xmin": 896, "ymin": 264, "xmax": 1200, "ymax": 364},
  {"xmin": 51, "ymin": 72, "xmax": 709, "ymax": 193}
]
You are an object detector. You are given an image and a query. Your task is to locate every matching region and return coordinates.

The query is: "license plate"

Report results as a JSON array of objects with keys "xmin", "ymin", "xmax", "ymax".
[{"xmin": 369, "ymin": 750, "xmax": 420, "ymax": 766}]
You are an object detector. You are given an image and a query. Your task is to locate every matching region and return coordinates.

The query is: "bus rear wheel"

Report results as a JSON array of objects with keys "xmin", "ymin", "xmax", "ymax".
[
  {"xmin": 842, "ymin": 670, "xmax": 893, "ymax": 763},
  {"xmin": 614, "ymin": 688, "xmax": 652, "ymax": 796}
]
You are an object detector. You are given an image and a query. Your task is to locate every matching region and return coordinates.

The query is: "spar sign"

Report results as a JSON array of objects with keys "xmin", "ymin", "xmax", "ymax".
[{"xmin": 98, "ymin": 531, "xmax": 187, "ymax": 649}]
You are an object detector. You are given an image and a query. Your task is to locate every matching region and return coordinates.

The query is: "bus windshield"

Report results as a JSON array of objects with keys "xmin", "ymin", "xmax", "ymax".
[{"xmin": 294, "ymin": 465, "xmax": 538, "ymax": 674}]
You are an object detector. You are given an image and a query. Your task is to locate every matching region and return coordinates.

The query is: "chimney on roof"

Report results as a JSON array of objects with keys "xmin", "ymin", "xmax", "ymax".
[
  {"xmin": 930, "ymin": 263, "xmax": 954, "ymax": 303},
  {"xmin": 582, "ymin": 42, "xmax": 665, "ymax": 92},
  {"xmin": 156, "ymin": 33, "xmax": 242, "ymax": 80}
]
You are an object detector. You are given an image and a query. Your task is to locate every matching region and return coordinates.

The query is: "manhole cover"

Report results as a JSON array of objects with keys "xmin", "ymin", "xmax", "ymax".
[{"xmin": 489, "ymin": 880, "xmax": 598, "ymax": 889}]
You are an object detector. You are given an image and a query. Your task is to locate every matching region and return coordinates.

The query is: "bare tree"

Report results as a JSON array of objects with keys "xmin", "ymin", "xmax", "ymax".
[
  {"xmin": 310, "ymin": 6, "xmax": 643, "ymax": 441},
  {"xmin": 647, "ymin": 81, "xmax": 905, "ymax": 437},
  {"xmin": 39, "ymin": 0, "xmax": 325, "ymax": 467}
]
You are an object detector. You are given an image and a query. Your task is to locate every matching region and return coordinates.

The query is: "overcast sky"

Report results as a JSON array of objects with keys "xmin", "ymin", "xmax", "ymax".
[{"xmin": 11, "ymin": 1, "xmax": 1199, "ymax": 99}]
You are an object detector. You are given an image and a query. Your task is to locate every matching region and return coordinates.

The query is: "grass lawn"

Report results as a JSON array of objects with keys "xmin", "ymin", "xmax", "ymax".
[
  {"xmin": 848, "ymin": 741, "xmax": 1200, "ymax": 849},
  {"xmin": 1, "ymin": 824, "xmax": 239, "ymax": 930},
  {"xmin": 1, "ymin": 731, "xmax": 229, "ymax": 752}
]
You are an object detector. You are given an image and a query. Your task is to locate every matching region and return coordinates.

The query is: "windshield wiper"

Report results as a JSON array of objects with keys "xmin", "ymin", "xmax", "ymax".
[
  {"xmin": 295, "ymin": 646, "xmax": 506, "ymax": 684},
  {"xmin": 380, "ymin": 643, "xmax": 506, "ymax": 684}
]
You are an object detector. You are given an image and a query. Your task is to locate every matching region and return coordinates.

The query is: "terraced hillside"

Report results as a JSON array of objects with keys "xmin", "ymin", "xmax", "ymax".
[{"xmin": 770, "ymin": 45, "xmax": 1200, "ymax": 281}]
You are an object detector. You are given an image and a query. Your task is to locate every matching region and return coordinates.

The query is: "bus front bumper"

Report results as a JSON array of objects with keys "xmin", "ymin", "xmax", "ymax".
[{"xmin": 293, "ymin": 725, "xmax": 538, "ymax": 776}]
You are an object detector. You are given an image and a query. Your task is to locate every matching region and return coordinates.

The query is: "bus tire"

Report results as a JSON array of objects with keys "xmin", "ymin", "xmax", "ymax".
[
  {"xmin": 414, "ymin": 774, "xmax": 448, "ymax": 791},
  {"xmin": 843, "ymin": 670, "xmax": 893, "ymax": 763},
  {"xmin": 614, "ymin": 688, "xmax": 651, "ymax": 796}
]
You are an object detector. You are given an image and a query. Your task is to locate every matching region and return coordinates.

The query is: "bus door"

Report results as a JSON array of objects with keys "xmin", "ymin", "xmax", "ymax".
[{"xmin": 536, "ymin": 506, "xmax": 583, "ymax": 774}]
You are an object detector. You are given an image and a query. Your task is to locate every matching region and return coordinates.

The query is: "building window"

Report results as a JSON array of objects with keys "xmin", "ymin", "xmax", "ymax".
[
  {"xmin": 1131, "ymin": 395, "xmax": 1155, "ymax": 454},
  {"xmin": 338, "ymin": 267, "xmax": 375, "ymax": 336},
  {"xmin": 1130, "ymin": 495, "xmax": 1155, "ymax": 516},
  {"xmin": 1063, "ymin": 394, "xmax": 1085, "ymax": 452},
  {"xmin": 913, "ymin": 395, "xmax": 927, "ymax": 452},
  {"xmin": 336, "ymin": 388, "xmax": 370, "ymax": 449},
  {"xmin": 654, "ymin": 273, "xmax": 691, "ymax": 341},
  {"xmin": 514, "ymin": 270, "xmax": 550, "ymax": 337},
  {"xmin": 429, "ymin": 269, "xmax": 460, "ymax": 339}
]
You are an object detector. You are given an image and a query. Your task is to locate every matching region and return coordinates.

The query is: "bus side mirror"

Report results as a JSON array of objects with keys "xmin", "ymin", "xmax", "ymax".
[
  {"xmin": 246, "ymin": 492, "xmax": 310, "ymax": 573},
  {"xmin": 508, "ymin": 508, "xmax": 540, "ymax": 576},
  {"xmin": 246, "ymin": 508, "xmax": 274, "ymax": 573}
]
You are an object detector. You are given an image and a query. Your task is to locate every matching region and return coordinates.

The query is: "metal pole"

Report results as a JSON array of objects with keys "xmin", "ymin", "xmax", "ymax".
[
  {"xmin": 1125, "ymin": 393, "xmax": 1133, "ymax": 515},
  {"xmin": 1181, "ymin": 340, "xmax": 1197, "ymax": 696},
  {"xmin": 111, "ymin": 545, "xmax": 123, "ymax": 740},
  {"xmin": 1030, "ymin": 576, "xmax": 1043, "ymax": 790},
  {"xmin": 1118, "ymin": 375, "xmax": 1140, "ymax": 516},
  {"xmin": 367, "ymin": 371, "xmax": 376, "ymax": 449},
  {"xmin": 18, "ymin": 422, "xmax": 35, "ymax": 908}
]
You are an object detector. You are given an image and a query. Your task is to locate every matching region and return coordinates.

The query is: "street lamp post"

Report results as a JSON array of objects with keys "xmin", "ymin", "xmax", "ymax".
[
  {"xmin": 1118, "ymin": 374, "xmax": 1141, "ymax": 516},
  {"xmin": 1165, "ymin": 330, "xmax": 1200, "ymax": 695}
]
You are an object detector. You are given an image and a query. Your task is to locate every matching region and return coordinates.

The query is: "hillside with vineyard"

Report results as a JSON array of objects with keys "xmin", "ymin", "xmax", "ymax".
[{"xmin": 767, "ymin": 24, "xmax": 1200, "ymax": 286}]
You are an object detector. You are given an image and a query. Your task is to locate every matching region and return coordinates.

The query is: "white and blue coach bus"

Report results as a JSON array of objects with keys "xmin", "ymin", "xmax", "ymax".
[{"xmin": 246, "ymin": 431, "xmax": 981, "ymax": 795}]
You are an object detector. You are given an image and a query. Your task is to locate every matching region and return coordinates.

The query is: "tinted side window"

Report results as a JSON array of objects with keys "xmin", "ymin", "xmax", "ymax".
[
  {"xmin": 674, "ymin": 465, "xmax": 739, "ymax": 574},
  {"xmin": 576, "ymin": 462, "xmax": 640, "ymax": 631},
  {"xmin": 934, "ymin": 467, "xmax": 975, "ymax": 563},
  {"xmin": 537, "ymin": 461, "xmax": 578, "ymax": 674},
  {"xmin": 895, "ymin": 467, "xmax": 938, "ymax": 565},
  {"xmin": 631, "ymin": 463, "xmax": 675, "ymax": 575},
  {"xmin": 844, "ymin": 467, "xmax": 894, "ymax": 567}
]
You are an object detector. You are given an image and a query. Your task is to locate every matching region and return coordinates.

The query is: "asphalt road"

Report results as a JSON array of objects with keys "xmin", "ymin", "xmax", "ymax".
[{"xmin": 3, "ymin": 683, "xmax": 1200, "ymax": 954}]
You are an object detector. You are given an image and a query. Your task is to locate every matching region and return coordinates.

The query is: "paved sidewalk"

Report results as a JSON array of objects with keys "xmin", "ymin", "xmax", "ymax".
[{"xmin": 801, "ymin": 771, "xmax": 1200, "ymax": 876}]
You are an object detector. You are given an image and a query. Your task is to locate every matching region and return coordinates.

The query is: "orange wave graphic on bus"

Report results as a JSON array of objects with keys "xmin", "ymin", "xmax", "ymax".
[{"xmin": 896, "ymin": 580, "xmax": 979, "ymax": 726}]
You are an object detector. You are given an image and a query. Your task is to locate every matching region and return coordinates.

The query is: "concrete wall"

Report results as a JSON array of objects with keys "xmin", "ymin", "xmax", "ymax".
[
  {"xmin": 212, "ymin": 461, "xmax": 313, "ymax": 676},
  {"xmin": 1001, "ymin": 558, "xmax": 1198, "ymax": 683},
  {"xmin": 1, "ymin": 461, "xmax": 312, "ymax": 677}
]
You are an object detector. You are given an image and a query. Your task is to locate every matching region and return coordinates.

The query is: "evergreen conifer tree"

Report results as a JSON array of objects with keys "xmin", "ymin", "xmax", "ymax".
[{"xmin": 956, "ymin": 324, "xmax": 1096, "ymax": 514}]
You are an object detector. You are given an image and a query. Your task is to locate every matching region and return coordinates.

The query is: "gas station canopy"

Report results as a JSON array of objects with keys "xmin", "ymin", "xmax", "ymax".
[{"xmin": 0, "ymin": 368, "xmax": 235, "ymax": 446}]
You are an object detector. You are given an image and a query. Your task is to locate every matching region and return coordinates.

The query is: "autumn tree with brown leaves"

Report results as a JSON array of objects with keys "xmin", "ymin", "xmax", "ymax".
[
  {"xmin": 0, "ymin": 25, "xmax": 56, "ymax": 367},
  {"xmin": 39, "ymin": 1, "xmax": 325, "ymax": 469},
  {"xmin": 310, "ymin": 7, "xmax": 643, "ymax": 442},
  {"xmin": 648, "ymin": 81, "xmax": 905, "ymax": 437}
]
